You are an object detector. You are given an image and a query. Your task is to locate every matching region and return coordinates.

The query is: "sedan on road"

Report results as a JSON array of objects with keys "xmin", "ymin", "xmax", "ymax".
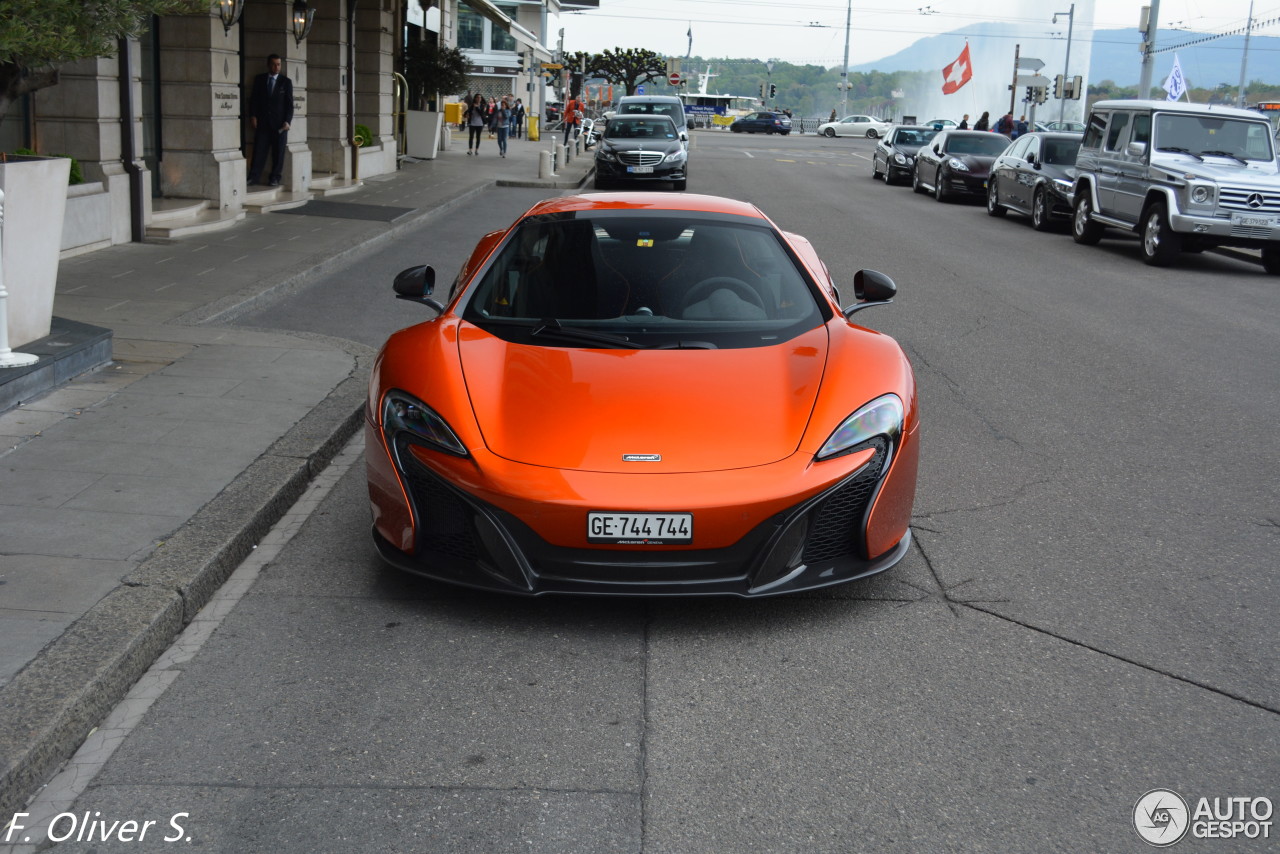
[
  {"xmin": 367, "ymin": 193, "xmax": 919, "ymax": 597},
  {"xmin": 818, "ymin": 114, "xmax": 893, "ymax": 139},
  {"xmin": 987, "ymin": 132, "xmax": 1083, "ymax": 230},
  {"xmin": 593, "ymin": 114, "xmax": 687, "ymax": 191},
  {"xmin": 871, "ymin": 125, "xmax": 939, "ymax": 185},
  {"xmin": 912, "ymin": 130, "xmax": 1013, "ymax": 202},
  {"xmin": 729, "ymin": 111, "xmax": 793, "ymax": 135}
]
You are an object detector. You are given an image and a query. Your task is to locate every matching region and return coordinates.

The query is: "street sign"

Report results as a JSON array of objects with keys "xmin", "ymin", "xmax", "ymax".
[
  {"xmin": 1015, "ymin": 74, "xmax": 1052, "ymax": 87},
  {"xmin": 541, "ymin": 63, "xmax": 562, "ymax": 70},
  {"xmin": 637, "ymin": 85, "xmax": 645, "ymax": 95},
  {"xmin": 1017, "ymin": 57, "xmax": 1045, "ymax": 71},
  {"xmin": 668, "ymin": 72, "xmax": 683, "ymax": 86}
]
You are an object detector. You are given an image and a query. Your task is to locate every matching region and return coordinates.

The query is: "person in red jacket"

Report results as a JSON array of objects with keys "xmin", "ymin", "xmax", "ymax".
[{"xmin": 563, "ymin": 94, "xmax": 584, "ymax": 145}]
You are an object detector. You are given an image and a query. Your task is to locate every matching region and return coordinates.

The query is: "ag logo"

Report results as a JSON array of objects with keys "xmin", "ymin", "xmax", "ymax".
[{"xmin": 1134, "ymin": 789, "xmax": 1190, "ymax": 846}]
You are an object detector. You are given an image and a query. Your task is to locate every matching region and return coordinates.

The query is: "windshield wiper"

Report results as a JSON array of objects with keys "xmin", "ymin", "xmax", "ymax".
[
  {"xmin": 530, "ymin": 318, "xmax": 645, "ymax": 349},
  {"xmin": 1157, "ymin": 147, "xmax": 1203, "ymax": 160},
  {"xmin": 1199, "ymin": 149, "xmax": 1249, "ymax": 165}
]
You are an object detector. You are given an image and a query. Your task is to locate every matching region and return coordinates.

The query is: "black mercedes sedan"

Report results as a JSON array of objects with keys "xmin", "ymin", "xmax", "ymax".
[
  {"xmin": 593, "ymin": 114, "xmax": 688, "ymax": 191},
  {"xmin": 986, "ymin": 132, "xmax": 1082, "ymax": 230},
  {"xmin": 912, "ymin": 130, "xmax": 1012, "ymax": 202},
  {"xmin": 871, "ymin": 125, "xmax": 939, "ymax": 185}
]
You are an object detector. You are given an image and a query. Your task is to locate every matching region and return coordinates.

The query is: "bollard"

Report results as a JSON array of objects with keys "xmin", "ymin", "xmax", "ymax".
[
  {"xmin": 539, "ymin": 149, "xmax": 553, "ymax": 178},
  {"xmin": 0, "ymin": 188, "xmax": 40, "ymax": 368},
  {"xmin": 559, "ymin": 143, "xmax": 568, "ymax": 168}
]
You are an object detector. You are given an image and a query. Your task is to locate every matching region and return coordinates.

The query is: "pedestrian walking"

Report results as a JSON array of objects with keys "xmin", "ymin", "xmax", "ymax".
[
  {"xmin": 493, "ymin": 96, "xmax": 512, "ymax": 157},
  {"xmin": 973, "ymin": 110, "xmax": 990, "ymax": 131},
  {"xmin": 959, "ymin": 113, "xmax": 970, "ymax": 130},
  {"xmin": 246, "ymin": 54, "xmax": 293, "ymax": 187},
  {"xmin": 464, "ymin": 93, "xmax": 488, "ymax": 155},
  {"xmin": 995, "ymin": 111, "xmax": 1015, "ymax": 136},
  {"xmin": 829, "ymin": 108, "xmax": 837, "ymax": 123},
  {"xmin": 513, "ymin": 98, "xmax": 526, "ymax": 139},
  {"xmin": 563, "ymin": 93, "xmax": 584, "ymax": 145},
  {"xmin": 1014, "ymin": 115, "xmax": 1028, "ymax": 138}
]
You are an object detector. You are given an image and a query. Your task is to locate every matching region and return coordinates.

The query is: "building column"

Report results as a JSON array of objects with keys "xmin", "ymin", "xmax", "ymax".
[
  {"xmin": 242, "ymin": 0, "xmax": 312, "ymax": 193},
  {"xmin": 355, "ymin": 3, "xmax": 396, "ymax": 176},
  {"xmin": 155, "ymin": 13, "xmax": 244, "ymax": 213},
  {"xmin": 308, "ymin": 0, "xmax": 352, "ymax": 179},
  {"xmin": 30, "ymin": 49, "xmax": 150, "ymax": 247}
]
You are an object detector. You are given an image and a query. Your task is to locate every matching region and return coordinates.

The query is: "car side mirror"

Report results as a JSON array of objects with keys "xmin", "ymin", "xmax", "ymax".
[
  {"xmin": 843, "ymin": 269, "xmax": 897, "ymax": 316},
  {"xmin": 393, "ymin": 264, "xmax": 445, "ymax": 312},
  {"xmin": 1126, "ymin": 141, "xmax": 1148, "ymax": 158}
]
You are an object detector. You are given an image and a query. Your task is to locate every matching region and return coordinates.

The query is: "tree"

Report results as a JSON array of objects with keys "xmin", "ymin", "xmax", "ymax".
[
  {"xmin": 404, "ymin": 40, "xmax": 470, "ymax": 110},
  {"xmin": 0, "ymin": 0, "xmax": 204, "ymax": 123},
  {"xmin": 584, "ymin": 47, "xmax": 666, "ymax": 97}
]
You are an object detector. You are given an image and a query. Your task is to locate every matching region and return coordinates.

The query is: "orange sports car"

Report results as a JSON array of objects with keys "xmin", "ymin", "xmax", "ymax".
[{"xmin": 366, "ymin": 193, "xmax": 918, "ymax": 596}]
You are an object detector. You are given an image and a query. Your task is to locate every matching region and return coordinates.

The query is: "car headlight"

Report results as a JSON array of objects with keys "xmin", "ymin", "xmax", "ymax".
[
  {"xmin": 1052, "ymin": 178, "xmax": 1073, "ymax": 191},
  {"xmin": 817, "ymin": 394, "xmax": 904, "ymax": 461},
  {"xmin": 597, "ymin": 149, "xmax": 617, "ymax": 163},
  {"xmin": 893, "ymin": 152, "xmax": 907, "ymax": 164},
  {"xmin": 1189, "ymin": 183, "xmax": 1215, "ymax": 205},
  {"xmin": 947, "ymin": 158, "xmax": 969, "ymax": 172},
  {"xmin": 381, "ymin": 390, "xmax": 467, "ymax": 457},
  {"xmin": 664, "ymin": 148, "xmax": 687, "ymax": 163}
]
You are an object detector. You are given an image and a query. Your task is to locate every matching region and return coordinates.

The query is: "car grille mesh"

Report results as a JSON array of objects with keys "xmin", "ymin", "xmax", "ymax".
[
  {"xmin": 1219, "ymin": 187, "xmax": 1280, "ymax": 214},
  {"xmin": 802, "ymin": 438, "xmax": 888, "ymax": 564},
  {"xmin": 1230, "ymin": 224, "xmax": 1273, "ymax": 239},
  {"xmin": 400, "ymin": 445, "xmax": 480, "ymax": 562},
  {"xmin": 618, "ymin": 151, "xmax": 664, "ymax": 167}
]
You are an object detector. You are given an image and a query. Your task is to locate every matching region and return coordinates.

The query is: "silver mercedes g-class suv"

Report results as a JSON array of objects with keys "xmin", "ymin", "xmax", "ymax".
[{"xmin": 1071, "ymin": 100, "xmax": 1280, "ymax": 272}]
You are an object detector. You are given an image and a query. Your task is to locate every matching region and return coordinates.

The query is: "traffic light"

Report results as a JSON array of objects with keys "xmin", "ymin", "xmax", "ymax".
[
  {"xmin": 760, "ymin": 82, "xmax": 767, "ymax": 100},
  {"xmin": 1025, "ymin": 86, "xmax": 1035, "ymax": 104},
  {"xmin": 1053, "ymin": 74, "xmax": 1064, "ymax": 99},
  {"xmin": 769, "ymin": 83, "xmax": 777, "ymax": 100},
  {"xmin": 1036, "ymin": 86, "xmax": 1048, "ymax": 104}
]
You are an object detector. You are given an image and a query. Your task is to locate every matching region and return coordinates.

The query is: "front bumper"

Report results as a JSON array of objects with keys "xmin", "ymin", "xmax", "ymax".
[
  {"xmin": 368, "ymin": 422, "xmax": 918, "ymax": 598},
  {"xmin": 595, "ymin": 158, "xmax": 686, "ymax": 183},
  {"xmin": 1169, "ymin": 209, "xmax": 1280, "ymax": 247},
  {"xmin": 943, "ymin": 170, "xmax": 989, "ymax": 196}
]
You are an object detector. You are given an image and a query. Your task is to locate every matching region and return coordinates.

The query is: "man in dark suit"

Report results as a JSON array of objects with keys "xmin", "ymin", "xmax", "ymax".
[{"xmin": 247, "ymin": 54, "xmax": 293, "ymax": 187}]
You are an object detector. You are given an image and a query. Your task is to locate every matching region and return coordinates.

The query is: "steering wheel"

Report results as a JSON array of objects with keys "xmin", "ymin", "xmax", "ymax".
[{"xmin": 678, "ymin": 277, "xmax": 765, "ymax": 315}]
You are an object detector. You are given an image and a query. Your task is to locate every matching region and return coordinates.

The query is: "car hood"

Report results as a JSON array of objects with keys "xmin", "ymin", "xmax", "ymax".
[
  {"xmin": 946, "ymin": 153, "xmax": 998, "ymax": 172},
  {"xmin": 599, "ymin": 138, "xmax": 681, "ymax": 155},
  {"xmin": 458, "ymin": 326, "xmax": 829, "ymax": 473},
  {"xmin": 1154, "ymin": 155, "xmax": 1280, "ymax": 184},
  {"xmin": 891, "ymin": 144, "xmax": 924, "ymax": 156}
]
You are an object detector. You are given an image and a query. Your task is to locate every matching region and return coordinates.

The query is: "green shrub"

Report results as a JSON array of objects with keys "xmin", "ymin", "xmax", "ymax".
[
  {"xmin": 10, "ymin": 148, "xmax": 83, "ymax": 184},
  {"xmin": 353, "ymin": 124, "xmax": 373, "ymax": 147}
]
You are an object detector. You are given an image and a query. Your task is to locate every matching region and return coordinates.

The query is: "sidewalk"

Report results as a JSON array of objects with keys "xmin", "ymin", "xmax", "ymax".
[{"xmin": 0, "ymin": 131, "xmax": 594, "ymax": 817}]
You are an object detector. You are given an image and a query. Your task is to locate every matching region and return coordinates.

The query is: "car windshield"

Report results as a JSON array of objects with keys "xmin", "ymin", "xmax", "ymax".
[
  {"xmin": 1153, "ymin": 113, "xmax": 1275, "ymax": 161},
  {"xmin": 462, "ymin": 212, "xmax": 828, "ymax": 349},
  {"xmin": 947, "ymin": 134, "xmax": 1012, "ymax": 156},
  {"xmin": 604, "ymin": 117, "xmax": 677, "ymax": 140},
  {"xmin": 893, "ymin": 128, "xmax": 937, "ymax": 146},
  {"xmin": 619, "ymin": 102, "xmax": 685, "ymax": 129},
  {"xmin": 1042, "ymin": 138, "xmax": 1081, "ymax": 165}
]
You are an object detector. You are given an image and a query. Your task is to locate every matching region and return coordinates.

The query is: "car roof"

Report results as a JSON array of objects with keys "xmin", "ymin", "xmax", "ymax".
[
  {"xmin": 523, "ymin": 193, "xmax": 769, "ymax": 220},
  {"xmin": 617, "ymin": 95, "xmax": 682, "ymax": 104},
  {"xmin": 1090, "ymin": 99, "xmax": 1266, "ymax": 120}
]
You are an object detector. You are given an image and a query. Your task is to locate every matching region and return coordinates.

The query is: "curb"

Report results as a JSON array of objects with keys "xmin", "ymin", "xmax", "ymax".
[{"xmin": 0, "ymin": 347, "xmax": 374, "ymax": 818}]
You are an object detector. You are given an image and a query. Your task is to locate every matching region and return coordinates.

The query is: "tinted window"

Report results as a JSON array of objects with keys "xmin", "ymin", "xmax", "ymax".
[
  {"xmin": 947, "ymin": 134, "xmax": 1011, "ymax": 156},
  {"xmin": 463, "ymin": 213, "xmax": 827, "ymax": 349},
  {"xmin": 1042, "ymin": 138, "xmax": 1081, "ymax": 165},
  {"xmin": 604, "ymin": 117, "xmax": 677, "ymax": 139},
  {"xmin": 1082, "ymin": 112, "xmax": 1107, "ymax": 148},
  {"xmin": 1154, "ymin": 112, "xmax": 1275, "ymax": 161},
  {"xmin": 1132, "ymin": 114, "xmax": 1151, "ymax": 146},
  {"xmin": 1006, "ymin": 136, "xmax": 1032, "ymax": 159},
  {"xmin": 1105, "ymin": 112, "xmax": 1131, "ymax": 151}
]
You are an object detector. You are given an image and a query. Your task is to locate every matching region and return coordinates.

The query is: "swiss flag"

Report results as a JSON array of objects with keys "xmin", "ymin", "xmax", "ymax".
[{"xmin": 941, "ymin": 43, "xmax": 973, "ymax": 95}]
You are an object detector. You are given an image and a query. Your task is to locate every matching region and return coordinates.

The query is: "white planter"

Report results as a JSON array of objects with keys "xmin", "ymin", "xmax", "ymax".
[
  {"xmin": 405, "ymin": 110, "xmax": 443, "ymax": 159},
  {"xmin": 0, "ymin": 156, "xmax": 72, "ymax": 348}
]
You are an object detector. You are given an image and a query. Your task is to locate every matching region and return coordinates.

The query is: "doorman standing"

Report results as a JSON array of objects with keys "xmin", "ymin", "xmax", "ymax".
[{"xmin": 248, "ymin": 54, "xmax": 294, "ymax": 186}]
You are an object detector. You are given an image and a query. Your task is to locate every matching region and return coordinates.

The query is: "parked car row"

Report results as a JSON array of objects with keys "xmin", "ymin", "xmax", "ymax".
[{"xmin": 873, "ymin": 99, "xmax": 1280, "ymax": 272}]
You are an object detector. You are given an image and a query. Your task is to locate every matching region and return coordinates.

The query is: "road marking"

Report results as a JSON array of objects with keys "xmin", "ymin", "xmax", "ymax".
[
  {"xmin": 742, "ymin": 151, "xmax": 754, "ymax": 158},
  {"xmin": 850, "ymin": 152, "xmax": 871, "ymax": 160},
  {"xmin": 1, "ymin": 435, "xmax": 365, "ymax": 854},
  {"xmin": 776, "ymin": 159, "xmax": 796, "ymax": 162}
]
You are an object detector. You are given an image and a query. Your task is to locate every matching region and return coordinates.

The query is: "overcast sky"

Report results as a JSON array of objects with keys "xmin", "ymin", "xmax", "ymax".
[{"xmin": 555, "ymin": 0, "xmax": 1275, "ymax": 69}]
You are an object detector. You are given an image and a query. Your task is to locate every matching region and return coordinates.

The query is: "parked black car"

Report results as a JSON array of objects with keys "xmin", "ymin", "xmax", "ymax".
[
  {"xmin": 871, "ymin": 125, "xmax": 940, "ymax": 185},
  {"xmin": 912, "ymin": 130, "xmax": 1012, "ymax": 202},
  {"xmin": 594, "ymin": 114, "xmax": 688, "ymax": 191},
  {"xmin": 986, "ymin": 132, "xmax": 1083, "ymax": 230},
  {"xmin": 729, "ymin": 111, "xmax": 792, "ymax": 135}
]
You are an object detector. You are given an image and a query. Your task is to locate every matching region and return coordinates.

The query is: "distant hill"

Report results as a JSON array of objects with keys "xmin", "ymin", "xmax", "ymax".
[{"xmin": 851, "ymin": 23, "xmax": 1278, "ymax": 89}]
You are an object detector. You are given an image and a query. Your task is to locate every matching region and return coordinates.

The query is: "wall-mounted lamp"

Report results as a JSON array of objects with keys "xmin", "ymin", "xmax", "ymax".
[
  {"xmin": 215, "ymin": 0, "xmax": 244, "ymax": 33},
  {"xmin": 293, "ymin": 0, "xmax": 316, "ymax": 45}
]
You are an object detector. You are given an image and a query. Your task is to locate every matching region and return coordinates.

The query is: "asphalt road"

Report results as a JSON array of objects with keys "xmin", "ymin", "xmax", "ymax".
[{"xmin": 28, "ymin": 132, "xmax": 1280, "ymax": 853}]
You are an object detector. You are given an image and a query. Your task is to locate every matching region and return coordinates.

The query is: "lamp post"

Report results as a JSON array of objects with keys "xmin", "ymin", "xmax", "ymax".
[
  {"xmin": 766, "ymin": 59, "xmax": 775, "ymax": 108},
  {"xmin": 1236, "ymin": 0, "xmax": 1255, "ymax": 107},
  {"xmin": 1137, "ymin": 0, "xmax": 1162, "ymax": 98},
  {"xmin": 840, "ymin": 0, "xmax": 851, "ymax": 117},
  {"xmin": 292, "ymin": 0, "xmax": 316, "ymax": 45},
  {"xmin": 1053, "ymin": 4, "xmax": 1075, "ymax": 123}
]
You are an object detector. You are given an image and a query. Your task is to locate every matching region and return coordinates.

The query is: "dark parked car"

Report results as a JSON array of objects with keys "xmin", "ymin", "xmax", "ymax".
[
  {"xmin": 729, "ymin": 111, "xmax": 792, "ymax": 135},
  {"xmin": 871, "ymin": 125, "xmax": 939, "ymax": 185},
  {"xmin": 912, "ymin": 130, "xmax": 1012, "ymax": 202},
  {"xmin": 986, "ymin": 132, "xmax": 1083, "ymax": 230},
  {"xmin": 594, "ymin": 114, "xmax": 687, "ymax": 191}
]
